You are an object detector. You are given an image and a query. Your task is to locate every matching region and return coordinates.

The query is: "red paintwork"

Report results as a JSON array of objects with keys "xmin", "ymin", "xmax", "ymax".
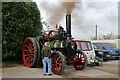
[
  {"xmin": 51, "ymin": 52, "xmax": 62, "ymax": 74},
  {"xmin": 22, "ymin": 38, "xmax": 34, "ymax": 67},
  {"xmin": 72, "ymin": 53, "xmax": 85, "ymax": 70}
]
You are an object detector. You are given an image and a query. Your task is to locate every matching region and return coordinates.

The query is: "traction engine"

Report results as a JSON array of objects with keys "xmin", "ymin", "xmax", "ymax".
[{"xmin": 22, "ymin": 15, "xmax": 87, "ymax": 74}]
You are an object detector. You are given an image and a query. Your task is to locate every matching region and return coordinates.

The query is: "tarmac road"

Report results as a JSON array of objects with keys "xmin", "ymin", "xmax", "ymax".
[{"xmin": 2, "ymin": 60, "xmax": 119, "ymax": 78}]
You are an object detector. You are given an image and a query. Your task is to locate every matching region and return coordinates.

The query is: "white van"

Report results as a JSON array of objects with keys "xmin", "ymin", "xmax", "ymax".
[{"xmin": 75, "ymin": 40, "xmax": 96, "ymax": 64}]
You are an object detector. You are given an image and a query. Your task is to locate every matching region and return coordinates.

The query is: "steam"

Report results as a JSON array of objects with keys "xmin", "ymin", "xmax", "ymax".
[
  {"xmin": 39, "ymin": 2, "xmax": 76, "ymax": 26},
  {"xmin": 36, "ymin": 1, "xmax": 118, "ymax": 39},
  {"xmin": 39, "ymin": 2, "xmax": 64, "ymax": 26},
  {"xmin": 62, "ymin": 2, "xmax": 76, "ymax": 15}
]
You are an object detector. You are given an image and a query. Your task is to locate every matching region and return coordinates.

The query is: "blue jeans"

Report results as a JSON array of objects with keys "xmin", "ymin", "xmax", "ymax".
[{"xmin": 42, "ymin": 57, "xmax": 52, "ymax": 74}]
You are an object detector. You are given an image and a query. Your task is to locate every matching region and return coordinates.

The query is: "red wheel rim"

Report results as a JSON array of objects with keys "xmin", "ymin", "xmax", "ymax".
[
  {"xmin": 22, "ymin": 38, "xmax": 35, "ymax": 67},
  {"xmin": 51, "ymin": 52, "xmax": 62, "ymax": 74},
  {"xmin": 72, "ymin": 53, "xmax": 85, "ymax": 70}
]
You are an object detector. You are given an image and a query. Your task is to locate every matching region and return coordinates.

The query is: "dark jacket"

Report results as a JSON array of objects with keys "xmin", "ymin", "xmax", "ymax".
[{"xmin": 41, "ymin": 46, "xmax": 51, "ymax": 59}]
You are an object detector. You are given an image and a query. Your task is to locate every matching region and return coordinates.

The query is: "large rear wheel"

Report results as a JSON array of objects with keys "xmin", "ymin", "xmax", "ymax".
[
  {"xmin": 22, "ymin": 37, "xmax": 38, "ymax": 67},
  {"xmin": 51, "ymin": 51, "xmax": 65, "ymax": 75},
  {"xmin": 72, "ymin": 51, "xmax": 87, "ymax": 70}
]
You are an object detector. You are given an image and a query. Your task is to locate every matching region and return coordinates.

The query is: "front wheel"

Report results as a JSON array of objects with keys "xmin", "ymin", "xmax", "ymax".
[
  {"xmin": 72, "ymin": 51, "xmax": 87, "ymax": 70},
  {"xmin": 51, "ymin": 51, "xmax": 65, "ymax": 75}
]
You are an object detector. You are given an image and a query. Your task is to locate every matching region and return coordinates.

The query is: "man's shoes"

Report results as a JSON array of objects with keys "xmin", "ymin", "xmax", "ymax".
[
  {"xmin": 48, "ymin": 74, "xmax": 52, "ymax": 76},
  {"xmin": 43, "ymin": 74, "xmax": 46, "ymax": 76}
]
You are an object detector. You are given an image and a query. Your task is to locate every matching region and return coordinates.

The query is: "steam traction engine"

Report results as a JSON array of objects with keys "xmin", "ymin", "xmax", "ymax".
[{"xmin": 22, "ymin": 15, "xmax": 87, "ymax": 74}]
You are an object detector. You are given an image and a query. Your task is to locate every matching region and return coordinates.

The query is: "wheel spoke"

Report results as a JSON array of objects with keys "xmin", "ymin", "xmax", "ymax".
[
  {"xmin": 28, "ymin": 41, "xmax": 32, "ymax": 47},
  {"xmin": 28, "ymin": 59, "xmax": 31, "ymax": 64},
  {"xmin": 72, "ymin": 52, "xmax": 86, "ymax": 70},
  {"xmin": 57, "ymin": 62, "xmax": 62, "ymax": 67},
  {"xmin": 26, "ymin": 57, "xmax": 30, "ymax": 63},
  {"xmin": 25, "ymin": 44, "xmax": 29, "ymax": 49},
  {"xmin": 56, "ymin": 57, "xmax": 60, "ymax": 62},
  {"xmin": 51, "ymin": 52, "xmax": 63, "ymax": 74},
  {"xmin": 30, "ymin": 58, "xmax": 33, "ymax": 63},
  {"xmin": 30, "ymin": 55, "xmax": 34, "ymax": 60},
  {"xmin": 22, "ymin": 37, "xmax": 38, "ymax": 67},
  {"xmin": 52, "ymin": 64, "xmax": 55, "ymax": 67},
  {"xmin": 24, "ymin": 50, "xmax": 29, "ymax": 52},
  {"xmin": 52, "ymin": 57, "xmax": 56, "ymax": 62}
]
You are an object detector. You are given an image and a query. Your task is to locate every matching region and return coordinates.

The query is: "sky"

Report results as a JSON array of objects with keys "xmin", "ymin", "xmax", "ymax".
[{"xmin": 33, "ymin": 0, "xmax": 119, "ymax": 40}]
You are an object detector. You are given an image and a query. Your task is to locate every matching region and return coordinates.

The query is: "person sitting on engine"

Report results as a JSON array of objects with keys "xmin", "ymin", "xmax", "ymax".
[{"xmin": 58, "ymin": 26, "xmax": 67, "ymax": 40}]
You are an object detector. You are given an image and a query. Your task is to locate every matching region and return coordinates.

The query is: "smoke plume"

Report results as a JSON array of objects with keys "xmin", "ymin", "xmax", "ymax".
[
  {"xmin": 39, "ymin": 2, "xmax": 76, "ymax": 26},
  {"xmin": 62, "ymin": 2, "xmax": 76, "ymax": 15},
  {"xmin": 36, "ymin": 0, "xmax": 118, "ymax": 39}
]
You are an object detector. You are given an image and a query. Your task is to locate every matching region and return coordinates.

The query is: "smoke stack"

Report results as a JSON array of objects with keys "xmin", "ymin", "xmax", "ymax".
[{"xmin": 66, "ymin": 15, "xmax": 71, "ymax": 38}]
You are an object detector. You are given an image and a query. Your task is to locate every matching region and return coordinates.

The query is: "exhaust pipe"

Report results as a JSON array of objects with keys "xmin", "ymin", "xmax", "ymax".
[{"xmin": 66, "ymin": 15, "xmax": 71, "ymax": 38}]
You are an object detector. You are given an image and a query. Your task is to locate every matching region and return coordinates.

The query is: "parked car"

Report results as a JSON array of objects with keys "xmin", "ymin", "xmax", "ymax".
[
  {"xmin": 92, "ymin": 44, "xmax": 111, "ymax": 61},
  {"xmin": 93, "ymin": 42, "xmax": 120, "ymax": 59},
  {"xmin": 75, "ymin": 40, "xmax": 96, "ymax": 65}
]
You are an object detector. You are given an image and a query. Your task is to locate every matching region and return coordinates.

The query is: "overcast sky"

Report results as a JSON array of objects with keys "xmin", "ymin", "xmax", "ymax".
[{"xmin": 33, "ymin": 0, "xmax": 119, "ymax": 40}]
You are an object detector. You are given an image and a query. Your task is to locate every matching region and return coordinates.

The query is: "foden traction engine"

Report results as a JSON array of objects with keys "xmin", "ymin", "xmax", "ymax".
[{"xmin": 22, "ymin": 15, "xmax": 87, "ymax": 75}]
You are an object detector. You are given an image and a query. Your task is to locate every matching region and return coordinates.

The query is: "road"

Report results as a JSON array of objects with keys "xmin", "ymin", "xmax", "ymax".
[{"xmin": 2, "ymin": 60, "xmax": 119, "ymax": 78}]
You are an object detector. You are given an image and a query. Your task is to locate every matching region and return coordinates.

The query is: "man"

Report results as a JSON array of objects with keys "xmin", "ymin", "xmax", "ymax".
[
  {"xmin": 58, "ymin": 26, "xmax": 67, "ymax": 40},
  {"xmin": 41, "ymin": 42, "xmax": 52, "ymax": 76}
]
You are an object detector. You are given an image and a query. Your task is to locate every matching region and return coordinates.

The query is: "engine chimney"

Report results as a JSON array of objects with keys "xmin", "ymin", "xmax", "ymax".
[{"xmin": 66, "ymin": 15, "xmax": 71, "ymax": 38}]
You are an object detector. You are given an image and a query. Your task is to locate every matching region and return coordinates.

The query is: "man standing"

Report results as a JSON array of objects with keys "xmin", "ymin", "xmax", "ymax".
[{"xmin": 41, "ymin": 42, "xmax": 52, "ymax": 76}]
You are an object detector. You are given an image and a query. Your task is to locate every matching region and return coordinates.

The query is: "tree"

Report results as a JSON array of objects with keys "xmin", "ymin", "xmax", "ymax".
[{"xmin": 2, "ymin": 2, "xmax": 42, "ymax": 60}]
